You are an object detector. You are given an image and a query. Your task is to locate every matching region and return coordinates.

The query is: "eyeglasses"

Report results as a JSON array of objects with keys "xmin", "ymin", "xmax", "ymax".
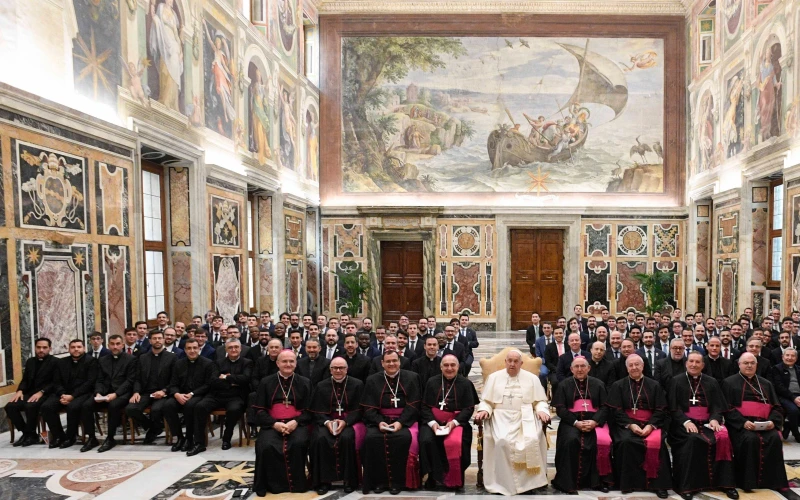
[{"xmin": 331, "ymin": 366, "xmax": 347, "ymax": 370}]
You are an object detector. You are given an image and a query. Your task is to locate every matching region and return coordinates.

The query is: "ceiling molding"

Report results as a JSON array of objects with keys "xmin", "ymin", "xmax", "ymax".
[{"xmin": 318, "ymin": 0, "xmax": 687, "ymax": 16}]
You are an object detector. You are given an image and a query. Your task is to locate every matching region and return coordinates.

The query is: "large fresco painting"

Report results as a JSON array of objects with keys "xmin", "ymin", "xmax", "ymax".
[
  {"xmin": 71, "ymin": 0, "xmax": 121, "ymax": 107},
  {"xmin": 341, "ymin": 36, "xmax": 665, "ymax": 194},
  {"xmin": 203, "ymin": 17, "xmax": 235, "ymax": 138},
  {"xmin": 146, "ymin": 0, "xmax": 186, "ymax": 113}
]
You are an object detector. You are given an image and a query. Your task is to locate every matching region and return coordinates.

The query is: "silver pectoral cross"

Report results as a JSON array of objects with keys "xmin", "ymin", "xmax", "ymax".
[
  {"xmin": 582, "ymin": 400, "xmax": 590, "ymax": 411},
  {"xmin": 439, "ymin": 399, "xmax": 447, "ymax": 410},
  {"xmin": 335, "ymin": 404, "xmax": 344, "ymax": 416},
  {"xmin": 390, "ymin": 396, "xmax": 400, "ymax": 408},
  {"xmin": 689, "ymin": 396, "xmax": 699, "ymax": 405},
  {"xmin": 632, "ymin": 406, "xmax": 637, "ymax": 415}
]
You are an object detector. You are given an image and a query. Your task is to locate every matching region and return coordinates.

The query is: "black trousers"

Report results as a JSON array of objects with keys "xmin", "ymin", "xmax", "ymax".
[
  {"xmin": 195, "ymin": 395, "xmax": 245, "ymax": 442},
  {"xmin": 5, "ymin": 394, "xmax": 44, "ymax": 435},
  {"xmin": 246, "ymin": 391, "xmax": 258, "ymax": 426},
  {"xmin": 126, "ymin": 394, "xmax": 170, "ymax": 434},
  {"xmin": 81, "ymin": 393, "xmax": 131, "ymax": 439},
  {"xmin": 163, "ymin": 397, "xmax": 204, "ymax": 442},
  {"xmin": 41, "ymin": 393, "xmax": 90, "ymax": 440}
]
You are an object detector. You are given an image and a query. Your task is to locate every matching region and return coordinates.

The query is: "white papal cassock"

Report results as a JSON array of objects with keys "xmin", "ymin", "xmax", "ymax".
[{"xmin": 476, "ymin": 369, "xmax": 549, "ymax": 495}]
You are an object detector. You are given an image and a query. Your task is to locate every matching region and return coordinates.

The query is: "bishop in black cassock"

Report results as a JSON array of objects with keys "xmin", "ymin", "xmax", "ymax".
[
  {"xmin": 667, "ymin": 352, "xmax": 736, "ymax": 499},
  {"xmin": 419, "ymin": 355, "xmax": 477, "ymax": 490},
  {"xmin": 308, "ymin": 357, "xmax": 365, "ymax": 494},
  {"xmin": 721, "ymin": 353, "xmax": 788, "ymax": 492},
  {"xmin": 361, "ymin": 351, "xmax": 422, "ymax": 494},
  {"xmin": 552, "ymin": 356, "xmax": 612, "ymax": 493},
  {"xmin": 606, "ymin": 354, "xmax": 671, "ymax": 498},
  {"xmin": 252, "ymin": 351, "xmax": 312, "ymax": 495}
]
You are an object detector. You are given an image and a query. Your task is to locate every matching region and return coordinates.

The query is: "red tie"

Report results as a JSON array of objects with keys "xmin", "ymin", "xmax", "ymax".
[
  {"xmin": 724, "ymin": 348, "xmax": 729, "ymax": 359},
  {"xmin": 127, "ymin": 347, "xmax": 132, "ymax": 355}
]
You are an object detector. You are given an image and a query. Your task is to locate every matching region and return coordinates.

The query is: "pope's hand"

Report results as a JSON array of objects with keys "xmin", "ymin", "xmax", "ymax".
[
  {"xmin": 536, "ymin": 410, "xmax": 551, "ymax": 424},
  {"xmin": 474, "ymin": 410, "xmax": 489, "ymax": 422}
]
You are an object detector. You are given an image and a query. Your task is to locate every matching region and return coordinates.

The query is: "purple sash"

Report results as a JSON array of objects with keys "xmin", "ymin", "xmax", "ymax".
[
  {"xmin": 739, "ymin": 401, "xmax": 771, "ymax": 420},
  {"xmin": 432, "ymin": 408, "xmax": 464, "ymax": 487},
  {"xmin": 380, "ymin": 407, "xmax": 420, "ymax": 489},
  {"xmin": 686, "ymin": 406, "xmax": 732, "ymax": 461},
  {"xmin": 270, "ymin": 404, "xmax": 302, "ymax": 420},
  {"xmin": 570, "ymin": 399, "xmax": 612, "ymax": 476},
  {"xmin": 624, "ymin": 409, "xmax": 661, "ymax": 479}
]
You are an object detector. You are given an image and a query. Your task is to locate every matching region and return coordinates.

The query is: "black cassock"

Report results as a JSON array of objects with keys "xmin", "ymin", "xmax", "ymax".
[
  {"xmin": 252, "ymin": 373, "xmax": 312, "ymax": 495},
  {"xmin": 606, "ymin": 376, "xmax": 672, "ymax": 491},
  {"xmin": 308, "ymin": 376, "xmax": 365, "ymax": 488},
  {"xmin": 552, "ymin": 376, "xmax": 611, "ymax": 492},
  {"xmin": 361, "ymin": 370, "xmax": 421, "ymax": 491},
  {"xmin": 722, "ymin": 373, "xmax": 788, "ymax": 490},
  {"xmin": 419, "ymin": 374, "xmax": 477, "ymax": 488},
  {"xmin": 667, "ymin": 373, "xmax": 735, "ymax": 494}
]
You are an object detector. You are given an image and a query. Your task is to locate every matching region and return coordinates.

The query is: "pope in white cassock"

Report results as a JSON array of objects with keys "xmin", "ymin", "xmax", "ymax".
[{"xmin": 474, "ymin": 349, "xmax": 550, "ymax": 495}]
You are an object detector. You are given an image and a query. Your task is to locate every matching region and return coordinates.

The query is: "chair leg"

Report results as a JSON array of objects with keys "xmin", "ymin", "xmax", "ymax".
[
  {"xmin": 205, "ymin": 416, "xmax": 211, "ymax": 447},
  {"xmin": 238, "ymin": 416, "xmax": 244, "ymax": 447},
  {"xmin": 164, "ymin": 418, "xmax": 172, "ymax": 444},
  {"xmin": 8, "ymin": 419, "xmax": 14, "ymax": 444},
  {"xmin": 94, "ymin": 413, "xmax": 104, "ymax": 436}
]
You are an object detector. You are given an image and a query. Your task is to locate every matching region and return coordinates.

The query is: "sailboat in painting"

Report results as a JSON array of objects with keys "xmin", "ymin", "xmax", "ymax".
[{"xmin": 487, "ymin": 40, "xmax": 629, "ymax": 170}]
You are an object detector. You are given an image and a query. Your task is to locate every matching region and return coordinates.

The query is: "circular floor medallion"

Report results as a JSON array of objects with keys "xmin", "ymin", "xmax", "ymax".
[
  {"xmin": 66, "ymin": 460, "xmax": 143, "ymax": 482},
  {"xmin": 0, "ymin": 459, "xmax": 17, "ymax": 474}
]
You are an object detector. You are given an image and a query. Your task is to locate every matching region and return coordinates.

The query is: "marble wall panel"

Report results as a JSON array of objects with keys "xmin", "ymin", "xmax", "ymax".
[
  {"xmin": 306, "ymin": 211, "xmax": 317, "ymax": 258},
  {"xmin": 212, "ymin": 255, "xmax": 241, "ymax": 325},
  {"xmin": 791, "ymin": 194, "xmax": 800, "ymax": 247},
  {"xmin": 452, "ymin": 262, "xmax": 481, "ymax": 315},
  {"xmin": 169, "ymin": 167, "xmax": 190, "ymax": 246},
  {"xmin": 696, "ymin": 221, "xmax": 710, "ymax": 282},
  {"xmin": 0, "ymin": 135, "xmax": 4, "ymax": 225},
  {"xmin": 653, "ymin": 224, "xmax": 679, "ymax": 257},
  {"xmin": 452, "ymin": 226, "xmax": 481, "ymax": 258},
  {"xmin": 585, "ymin": 224, "xmax": 612, "ymax": 257},
  {"xmin": 717, "ymin": 258, "xmax": 738, "ymax": 316},
  {"xmin": 307, "ymin": 259, "xmax": 318, "ymax": 314},
  {"xmin": 716, "ymin": 211, "xmax": 739, "ymax": 254},
  {"xmin": 95, "ymin": 162, "xmax": 128, "ymax": 236},
  {"xmin": 258, "ymin": 196, "xmax": 273, "ymax": 255},
  {"xmin": 616, "ymin": 225, "xmax": 648, "ymax": 257},
  {"xmin": 210, "ymin": 195, "xmax": 241, "ymax": 248},
  {"xmin": 287, "ymin": 259, "xmax": 302, "ymax": 313},
  {"xmin": 285, "ymin": 214, "xmax": 304, "ymax": 256},
  {"xmin": 99, "ymin": 245, "xmax": 131, "ymax": 337},
  {"xmin": 584, "ymin": 260, "xmax": 611, "ymax": 311},
  {"xmin": 0, "ymin": 239, "xmax": 10, "ymax": 386},
  {"xmin": 334, "ymin": 224, "xmax": 362, "ymax": 258},
  {"xmin": 13, "ymin": 140, "xmax": 88, "ymax": 233},
  {"xmin": 752, "ymin": 291, "xmax": 765, "ymax": 320},
  {"xmin": 615, "ymin": 260, "xmax": 647, "ymax": 313},
  {"xmin": 751, "ymin": 208, "xmax": 767, "ymax": 286},
  {"xmin": 321, "ymin": 226, "xmax": 330, "ymax": 311},
  {"xmin": 792, "ymin": 255, "xmax": 800, "ymax": 313},
  {"xmin": 171, "ymin": 251, "xmax": 192, "ymax": 324},
  {"xmin": 259, "ymin": 258, "xmax": 274, "ymax": 313}
]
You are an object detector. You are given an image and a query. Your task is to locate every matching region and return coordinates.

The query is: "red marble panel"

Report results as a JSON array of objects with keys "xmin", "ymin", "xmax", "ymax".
[
  {"xmin": 37, "ymin": 259, "xmax": 79, "ymax": 354},
  {"xmin": 102, "ymin": 246, "xmax": 128, "ymax": 336},
  {"xmin": 696, "ymin": 221, "xmax": 710, "ymax": 282},
  {"xmin": 615, "ymin": 261, "xmax": 647, "ymax": 313},
  {"xmin": 307, "ymin": 259, "xmax": 318, "ymax": 312},
  {"xmin": 287, "ymin": 261, "xmax": 301, "ymax": 313},
  {"xmin": 452, "ymin": 262, "xmax": 480, "ymax": 315},
  {"xmin": 259, "ymin": 258, "xmax": 274, "ymax": 313},
  {"xmin": 720, "ymin": 263, "xmax": 734, "ymax": 315},
  {"xmin": 751, "ymin": 208, "xmax": 767, "ymax": 286},
  {"xmin": 171, "ymin": 251, "xmax": 192, "ymax": 324}
]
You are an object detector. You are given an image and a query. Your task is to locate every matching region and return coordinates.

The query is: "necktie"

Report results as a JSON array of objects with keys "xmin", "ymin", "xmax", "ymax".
[
  {"xmin": 647, "ymin": 350, "xmax": 653, "ymax": 366},
  {"xmin": 94, "ymin": 352, "xmax": 99, "ymax": 359},
  {"xmin": 127, "ymin": 347, "xmax": 132, "ymax": 355},
  {"xmin": 724, "ymin": 347, "xmax": 729, "ymax": 359},
  {"xmin": 378, "ymin": 342, "xmax": 384, "ymax": 353},
  {"xmin": 327, "ymin": 347, "xmax": 333, "ymax": 359},
  {"xmin": 614, "ymin": 350, "xmax": 619, "ymax": 359},
  {"xmin": 262, "ymin": 347, "xmax": 266, "ymax": 357},
  {"xmin": 557, "ymin": 343, "xmax": 563, "ymax": 356},
  {"xmin": 410, "ymin": 340, "xmax": 415, "ymax": 352}
]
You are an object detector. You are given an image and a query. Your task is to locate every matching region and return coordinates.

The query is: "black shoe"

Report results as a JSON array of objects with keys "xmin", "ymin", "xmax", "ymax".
[
  {"xmin": 373, "ymin": 487, "xmax": 385, "ymax": 494},
  {"xmin": 656, "ymin": 490, "xmax": 669, "ymax": 499},
  {"xmin": 12, "ymin": 434, "xmax": 26, "ymax": 447},
  {"xmin": 49, "ymin": 437, "xmax": 62, "ymax": 449},
  {"xmin": 362, "ymin": 488, "xmax": 370, "ymax": 495},
  {"xmin": 59, "ymin": 437, "xmax": 76, "ymax": 449},
  {"xmin": 726, "ymin": 489, "xmax": 739, "ymax": 500},
  {"xmin": 181, "ymin": 439, "xmax": 193, "ymax": 452},
  {"xmin": 783, "ymin": 427, "xmax": 791, "ymax": 439},
  {"xmin": 316, "ymin": 484, "xmax": 329, "ymax": 495},
  {"xmin": 171, "ymin": 437, "xmax": 185, "ymax": 452},
  {"xmin": 80, "ymin": 436, "xmax": 98, "ymax": 452},
  {"xmin": 186, "ymin": 444, "xmax": 206, "ymax": 457},
  {"xmin": 425, "ymin": 477, "xmax": 436, "ymax": 490},
  {"xmin": 97, "ymin": 437, "xmax": 116, "ymax": 453},
  {"xmin": 621, "ymin": 490, "xmax": 633, "ymax": 495},
  {"xmin": 344, "ymin": 485, "xmax": 355, "ymax": 493},
  {"xmin": 390, "ymin": 488, "xmax": 401, "ymax": 495},
  {"xmin": 598, "ymin": 485, "xmax": 609, "ymax": 493},
  {"xmin": 221, "ymin": 441, "xmax": 232, "ymax": 450},
  {"xmin": 21, "ymin": 434, "xmax": 41, "ymax": 447},
  {"xmin": 680, "ymin": 493, "xmax": 693, "ymax": 500},
  {"xmin": 143, "ymin": 429, "xmax": 159, "ymax": 445},
  {"xmin": 250, "ymin": 427, "xmax": 259, "ymax": 439}
]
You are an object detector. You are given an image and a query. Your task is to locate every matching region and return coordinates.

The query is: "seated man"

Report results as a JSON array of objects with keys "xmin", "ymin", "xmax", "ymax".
[
  {"xmin": 5, "ymin": 338, "xmax": 57, "ymax": 447},
  {"xmin": 246, "ymin": 338, "xmax": 282, "ymax": 438},
  {"xmin": 606, "ymin": 354, "xmax": 671, "ymax": 498},
  {"xmin": 125, "ymin": 331, "xmax": 176, "ymax": 445},
  {"xmin": 555, "ymin": 333, "xmax": 589, "ymax": 382},
  {"xmin": 308, "ymin": 356, "xmax": 365, "ymax": 495},
  {"xmin": 82, "ymin": 334, "xmax": 135, "ymax": 452},
  {"xmin": 551, "ymin": 356, "xmax": 612, "ymax": 493},
  {"xmin": 361, "ymin": 351, "xmax": 422, "ymax": 494},
  {"xmin": 412, "ymin": 337, "xmax": 442, "ymax": 385},
  {"xmin": 41, "ymin": 339, "xmax": 96, "ymax": 449},
  {"xmin": 194, "ymin": 338, "xmax": 253, "ymax": 451},
  {"xmin": 722, "ymin": 353, "xmax": 789, "ymax": 492},
  {"xmin": 419, "ymin": 354, "xmax": 477, "ymax": 491},
  {"xmin": 667, "ymin": 352, "xmax": 736, "ymax": 500},
  {"xmin": 252, "ymin": 350, "xmax": 312, "ymax": 495},
  {"xmin": 163, "ymin": 339, "xmax": 218, "ymax": 455},
  {"xmin": 772, "ymin": 347, "xmax": 800, "ymax": 441},
  {"xmin": 474, "ymin": 349, "xmax": 550, "ymax": 495}
]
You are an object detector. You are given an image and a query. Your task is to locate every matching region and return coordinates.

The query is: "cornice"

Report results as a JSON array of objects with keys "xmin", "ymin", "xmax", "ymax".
[{"xmin": 318, "ymin": 0, "xmax": 687, "ymax": 15}]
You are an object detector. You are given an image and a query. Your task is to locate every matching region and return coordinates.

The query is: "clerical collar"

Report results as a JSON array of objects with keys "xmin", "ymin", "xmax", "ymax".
[
  {"xmin": 332, "ymin": 377, "xmax": 346, "ymax": 384},
  {"xmin": 384, "ymin": 371, "xmax": 399, "ymax": 379},
  {"xmin": 279, "ymin": 372, "xmax": 294, "ymax": 380},
  {"xmin": 629, "ymin": 375, "xmax": 644, "ymax": 382}
]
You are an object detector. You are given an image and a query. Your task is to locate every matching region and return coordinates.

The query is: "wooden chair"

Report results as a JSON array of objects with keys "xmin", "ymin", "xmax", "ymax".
[
  {"xmin": 127, "ymin": 407, "xmax": 170, "ymax": 444},
  {"xmin": 204, "ymin": 409, "xmax": 249, "ymax": 447},
  {"xmin": 475, "ymin": 348, "xmax": 542, "ymax": 489},
  {"xmin": 7, "ymin": 418, "xmax": 43, "ymax": 444}
]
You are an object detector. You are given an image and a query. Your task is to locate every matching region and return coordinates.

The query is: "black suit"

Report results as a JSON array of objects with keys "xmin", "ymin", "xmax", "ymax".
[
  {"xmin": 636, "ymin": 347, "xmax": 666, "ymax": 378},
  {"xmin": 343, "ymin": 353, "xmax": 371, "ymax": 382},
  {"xmin": 406, "ymin": 337, "xmax": 426, "ymax": 358},
  {"xmin": 246, "ymin": 356, "xmax": 279, "ymax": 427},
  {"xmin": 164, "ymin": 356, "xmax": 218, "ymax": 442},
  {"xmin": 702, "ymin": 355, "xmax": 735, "ymax": 383},
  {"xmin": 245, "ymin": 343, "xmax": 271, "ymax": 363},
  {"xmin": 196, "ymin": 356, "xmax": 253, "ymax": 443},
  {"xmin": 297, "ymin": 356, "xmax": 331, "ymax": 385},
  {"xmin": 555, "ymin": 350, "xmax": 589, "ymax": 382},
  {"xmin": 126, "ymin": 350, "xmax": 177, "ymax": 435},
  {"xmin": 321, "ymin": 344, "xmax": 344, "ymax": 361},
  {"xmin": 397, "ymin": 348, "xmax": 417, "ymax": 362},
  {"xmin": 83, "ymin": 353, "xmax": 135, "ymax": 439},
  {"xmin": 5, "ymin": 355, "xmax": 59, "ymax": 434},
  {"xmin": 525, "ymin": 324, "xmax": 542, "ymax": 355},
  {"xmin": 40, "ymin": 355, "xmax": 97, "ymax": 442},
  {"xmin": 208, "ymin": 331, "xmax": 225, "ymax": 348},
  {"xmin": 87, "ymin": 347, "xmax": 111, "ymax": 359},
  {"xmin": 456, "ymin": 327, "xmax": 478, "ymax": 369},
  {"xmin": 411, "ymin": 355, "xmax": 442, "ymax": 385},
  {"xmin": 772, "ymin": 362, "xmax": 800, "ymax": 437}
]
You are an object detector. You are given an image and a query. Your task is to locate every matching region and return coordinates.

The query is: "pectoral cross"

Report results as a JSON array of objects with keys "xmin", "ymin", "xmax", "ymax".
[
  {"xmin": 689, "ymin": 396, "xmax": 699, "ymax": 405},
  {"xmin": 581, "ymin": 400, "xmax": 590, "ymax": 411},
  {"xmin": 283, "ymin": 398, "xmax": 290, "ymax": 407},
  {"xmin": 390, "ymin": 396, "xmax": 400, "ymax": 408},
  {"xmin": 632, "ymin": 406, "xmax": 637, "ymax": 415},
  {"xmin": 439, "ymin": 400, "xmax": 447, "ymax": 411},
  {"xmin": 335, "ymin": 404, "xmax": 344, "ymax": 416}
]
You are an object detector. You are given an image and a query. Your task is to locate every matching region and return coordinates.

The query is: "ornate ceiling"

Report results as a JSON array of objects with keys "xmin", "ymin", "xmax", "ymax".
[{"xmin": 315, "ymin": 0, "xmax": 690, "ymax": 16}]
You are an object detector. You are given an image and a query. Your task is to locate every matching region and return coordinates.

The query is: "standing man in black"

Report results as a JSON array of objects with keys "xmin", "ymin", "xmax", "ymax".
[
  {"xmin": 194, "ymin": 338, "xmax": 253, "ymax": 451},
  {"xmin": 341, "ymin": 333, "xmax": 370, "ymax": 383},
  {"xmin": 526, "ymin": 312, "xmax": 542, "ymax": 356},
  {"xmin": 456, "ymin": 314, "xmax": 478, "ymax": 375},
  {"xmin": 41, "ymin": 339, "xmax": 97, "ymax": 449},
  {"xmin": 83, "ymin": 334, "xmax": 135, "ymax": 452},
  {"xmin": 163, "ymin": 338, "xmax": 219, "ymax": 454},
  {"xmin": 125, "ymin": 330, "xmax": 177, "ymax": 445},
  {"xmin": 297, "ymin": 338, "xmax": 331, "ymax": 385},
  {"xmin": 5, "ymin": 337, "xmax": 57, "ymax": 447}
]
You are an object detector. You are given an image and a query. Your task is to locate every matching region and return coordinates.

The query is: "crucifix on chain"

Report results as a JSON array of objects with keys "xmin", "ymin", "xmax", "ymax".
[
  {"xmin": 581, "ymin": 400, "xmax": 590, "ymax": 411},
  {"xmin": 390, "ymin": 395, "xmax": 400, "ymax": 408},
  {"xmin": 335, "ymin": 404, "xmax": 344, "ymax": 416},
  {"xmin": 689, "ymin": 396, "xmax": 699, "ymax": 405},
  {"xmin": 439, "ymin": 400, "xmax": 447, "ymax": 411}
]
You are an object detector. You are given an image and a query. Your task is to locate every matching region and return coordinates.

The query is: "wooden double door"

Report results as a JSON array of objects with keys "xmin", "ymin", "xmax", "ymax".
[
  {"xmin": 510, "ymin": 229, "xmax": 564, "ymax": 329},
  {"xmin": 380, "ymin": 241, "xmax": 424, "ymax": 324}
]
